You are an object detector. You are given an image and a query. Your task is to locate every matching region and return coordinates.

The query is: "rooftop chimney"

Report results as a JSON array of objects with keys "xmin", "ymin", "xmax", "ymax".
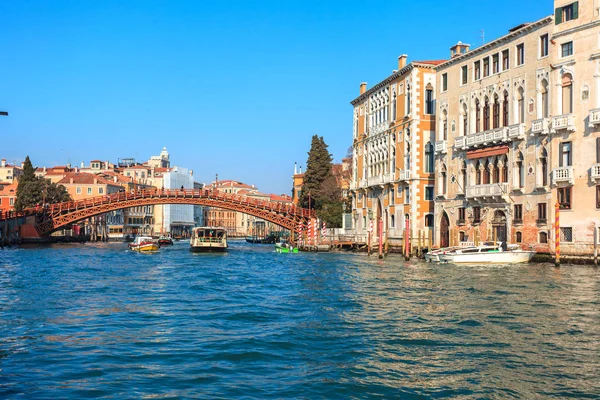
[
  {"xmin": 114, "ymin": 176, "xmax": 117, "ymax": 183},
  {"xmin": 450, "ymin": 41, "xmax": 470, "ymax": 58},
  {"xmin": 398, "ymin": 54, "xmax": 408, "ymax": 70},
  {"xmin": 70, "ymin": 177, "xmax": 74, "ymax": 184},
  {"xmin": 294, "ymin": 162, "xmax": 298, "ymax": 175},
  {"xmin": 1, "ymin": 159, "xmax": 5, "ymax": 167},
  {"xmin": 360, "ymin": 82, "xmax": 367, "ymax": 95}
]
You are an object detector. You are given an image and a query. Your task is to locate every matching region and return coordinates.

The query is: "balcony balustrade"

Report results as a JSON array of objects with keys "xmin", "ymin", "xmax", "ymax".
[
  {"xmin": 456, "ymin": 127, "xmax": 508, "ymax": 150},
  {"xmin": 397, "ymin": 169, "xmax": 411, "ymax": 181},
  {"xmin": 590, "ymin": 164, "xmax": 600, "ymax": 181},
  {"xmin": 551, "ymin": 114, "xmax": 576, "ymax": 133},
  {"xmin": 465, "ymin": 182, "xmax": 508, "ymax": 200},
  {"xmin": 359, "ymin": 178, "xmax": 367, "ymax": 188},
  {"xmin": 551, "ymin": 166, "xmax": 574, "ymax": 185},
  {"xmin": 507, "ymin": 123, "xmax": 525, "ymax": 140},
  {"xmin": 531, "ymin": 118, "xmax": 550, "ymax": 135},
  {"xmin": 434, "ymin": 140, "xmax": 447, "ymax": 154},
  {"xmin": 589, "ymin": 108, "xmax": 600, "ymax": 128}
]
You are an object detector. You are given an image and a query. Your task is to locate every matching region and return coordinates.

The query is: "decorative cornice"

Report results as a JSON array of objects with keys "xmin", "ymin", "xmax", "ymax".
[
  {"xmin": 350, "ymin": 62, "xmax": 437, "ymax": 106},
  {"xmin": 436, "ymin": 15, "xmax": 553, "ymax": 72},
  {"xmin": 552, "ymin": 19, "xmax": 600, "ymax": 40}
]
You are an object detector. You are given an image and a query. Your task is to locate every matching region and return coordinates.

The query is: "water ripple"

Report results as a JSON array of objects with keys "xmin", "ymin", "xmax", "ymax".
[{"xmin": 1, "ymin": 242, "xmax": 599, "ymax": 398}]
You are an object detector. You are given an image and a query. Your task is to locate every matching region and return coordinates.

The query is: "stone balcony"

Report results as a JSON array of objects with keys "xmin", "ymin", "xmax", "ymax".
[
  {"xmin": 590, "ymin": 164, "xmax": 600, "ymax": 181},
  {"xmin": 465, "ymin": 183, "xmax": 509, "ymax": 200},
  {"xmin": 454, "ymin": 127, "xmax": 507, "ymax": 150},
  {"xmin": 507, "ymin": 123, "xmax": 526, "ymax": 140},
  {"xmin": 551, "ymin": 114, "xmax": 576, "ymax": 133},
  {"xmin": 434, "ymin": 140, "xmax": 447, "ymax": 154},
  {"xmin": 551, "ymin": 166, "xmax": 574, "ymax": 185},
  {"xmin": 531, "ymin": 118, "xmax": 550, "ymax": 135},
  {"xmin": 589, "ymin": 108, "xmax": 600, "ymax": 128},
  {"xmin": 397, "ymin": 169, "xmax": 411, "ymax": 181}
]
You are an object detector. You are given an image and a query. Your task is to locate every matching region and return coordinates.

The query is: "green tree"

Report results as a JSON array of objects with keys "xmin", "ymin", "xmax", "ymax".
[
  {"xmin": 299, "ymin": 135, "xmax": 344, "ymax": 228},
  {"xmin": 15, "ymin": 156, "xmax": 71, "ymax": 211}
]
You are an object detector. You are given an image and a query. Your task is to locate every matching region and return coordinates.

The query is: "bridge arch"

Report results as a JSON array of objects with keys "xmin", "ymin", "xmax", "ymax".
[{"xmin": 21, "ymin": 189, "xmax": 315, "ymax": 236}]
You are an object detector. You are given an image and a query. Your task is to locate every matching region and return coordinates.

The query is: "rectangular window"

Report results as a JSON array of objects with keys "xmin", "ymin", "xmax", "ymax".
[
  {"xmin": 540, "ymin": 231, "xmax": 548, "ymax": 243},
  {"xmin": 405, "ymin": 187, "xmax": 410, "ymax": 204},
  {"xmin": 559, "ymin": 142, "xmax": 572, "ymax": 167},
  {"xmin": 474, "ymin": 61, "xmax": 481, "ymax": 80},
  {"xmin": 556, "ymin": 2, "xmax": 578, "ymax": 24},
  {"xmin": 492, "ymin": 54, "xmax": 499, "ymax": 74},
  {"xmin": 425, "ymin": 186, "xmax": 434, "ymax": 201},
  {"xmin": 502, "ymin": 50, "xmax": 509, "ymax": 70},
  {"xmin": 483, "ymin": 58, "xmax": 489, "ymax": 77},
  {"xmin": 561, "ymin": 41, "xmax": 573, "ymax": 57},
  {"xmin": 87, "ymin": 187, "xmax": 92, "ymax": 195},
  {"xmin": 461, "ymin": 65, "xmax": 468, "ymax": 85},
  {"xmin": 517, "ymin": 43, "xmax": 525, "ymax": 65},
  {"xmin": 99, "ymin": 187, "xmax": 104, "ymax": 194},
  {"xmin": 558, "ymin": 187, "xmax": 572, "ymax": 209},
  {"xmin": 560, "ymin": 227, "xmax": 573, "ymax": 242},
  {"xmin": 540, "ymin": 34, "xmax": 549, "ymax": 57},
  {"xmin": 538, "ymin": 203, "xmax": 547, "ymax": 222},
  {"xmin": 442, "ymin": 73, "xmax": 448, "ymax": 92},
  {"xmin": 473, "ymin": 207, "xmax": 481, "ymax": 224},
  {"xmin": 514, "ymin": 204, "xmax": 523, "ymax": 222},
  {"xmin": 9, "ymin": 198, "xmax": 14, "ymax": 206},
  {"xmin": 458, "ymin": 207, "xmax": 465, "ymax": 224},
  {"xmin": 390, "ymin": 188, "xmax": 395, "ymax": 205},
  {"xmin": 596, "ymin": 186, "xmax": 600, "ymax": 208},
  {"xmin": 76, "ymin": 187, "xmax": 82, "ymax": 194}
]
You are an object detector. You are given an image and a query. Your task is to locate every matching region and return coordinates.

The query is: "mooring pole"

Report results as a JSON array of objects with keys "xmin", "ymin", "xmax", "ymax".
[
  {"xmin": 555, "ymin": 202, "xmax": 560, "ymax": 268},
  {"xmin": 378, "ymin": 218, "xmax": 383, "ymax": 259},
  {"xmin": 404, "ymin": 218, "xmax": 410, "ymax": 261}
]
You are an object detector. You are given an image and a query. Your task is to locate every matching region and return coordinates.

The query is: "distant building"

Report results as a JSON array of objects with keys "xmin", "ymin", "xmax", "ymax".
[{"xmin": 0, "ymin": 159, "xmax": 22, "ymax": 184}]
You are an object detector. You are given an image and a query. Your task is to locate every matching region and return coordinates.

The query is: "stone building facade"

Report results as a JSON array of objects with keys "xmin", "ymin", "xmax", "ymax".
[{"xmin": 433, "ymin": 0, "xmax": 600, "ymax": 254}]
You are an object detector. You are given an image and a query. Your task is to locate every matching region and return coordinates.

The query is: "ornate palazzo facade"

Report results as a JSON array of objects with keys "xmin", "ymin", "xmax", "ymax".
[
  {"xmin": 434, "ymin": 0, "xmax": 600, "ymax": 254},
  {"xmin": 350, "ymin": 56, "xmax": 443, "ymax": 242}
]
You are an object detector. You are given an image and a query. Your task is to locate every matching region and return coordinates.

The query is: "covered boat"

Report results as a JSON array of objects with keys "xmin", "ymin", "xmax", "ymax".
[
  {"xmin": 275, "ymin": 241, "xmax": 298, "ymax": 253},
  {"xmin": 129, "ymin": 236, "xmax": 159, "ymax": 253},
  {"xmin": 158, "ymin": 236, "xmax": 174, "ymax": 246},
  {"xmin": 438, "ymin": 242, "xmax": 535, "ymax": 264},
  {"xmin": 190, "ymin": 227, "xmax": 227, "ymax": 252}
]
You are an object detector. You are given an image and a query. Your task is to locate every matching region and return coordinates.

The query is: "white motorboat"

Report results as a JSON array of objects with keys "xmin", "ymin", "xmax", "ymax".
[
  {"xmin": 438, "ymin": 242, "xmax": 535, "ymax": 264},
  {"xmin": 190, "ymin": 227, "xmax": 228, "ymax": 252},
  {"xmin": 424, "ymin": 246, "xmax": 462, "ymax": 262}
]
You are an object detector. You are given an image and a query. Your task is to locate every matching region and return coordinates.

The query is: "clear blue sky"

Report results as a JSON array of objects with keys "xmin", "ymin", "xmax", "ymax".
[{"xmin": 0, "ymin": 1, "xmax": 550, "ymax": 195}]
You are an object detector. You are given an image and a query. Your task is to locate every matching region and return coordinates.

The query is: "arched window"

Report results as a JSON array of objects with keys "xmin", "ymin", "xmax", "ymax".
[
  {"xmin": 476, "ymin": 161, "xmax": 482, "ymax": 185},
  {"xmin": 502, "ymin": 155, "xmax": 509, "ymax": 183},
  {"xmin": 406, "ymin": 84, "xmax": 411, "ymax": 115},
  {"xmin": 442, "ymin": 110, "xmax": 448, "ymax": 140},
  {"xmin": 493, "ymin": 158, "xmax": 500, "ymax": 183},
  {"xmin": 483, "ymin": 97, "xmax": 490, "ymax": 131},
  {"xmin": 425, "ymin": 214, "xmax": 434, "ymax": 227},
  {"xmin": 562, "ymin": 73, "xmax": 573, "ymax": 114},
  {"xmin": 540, "ymin": 147, "xmax": 548, "ymax": 186},
  {"xmin": 516, "ymin": 151, "xmax": 525, "ymax": 188},
  {"xmin": 441, "ymin": 164, "xmax": 448, "ymax": 194},
  {"xmin": 461, "ymin": 161, "xmax": 467, "ymax": 190},
  {"xmin": 517, "ymin": 87, "xmax": 525, "ymax": 123},
  {"xmin": 541, "ymin": 79, "xmax": 549, "ymax": 118},
  {"xmin": 425, "ymin": 84, "xmax": 434, "ymax": 115},
  {"xmin": 405, "ymin": 143, "xmax": 411, "ymax": 171},
  {"xmin": 391, "ymin": 214, "xmax": 395, "ymax": 228},
  {"xmin": 459, "ymin": 231, "xmax": 467, "ymax": 242},
  {"xmin": 493, "ymin": 94, "xmax": 500, "ymax": 128},
  {"xmin": 475, "ymin": 99, "xmax": 481, "ymax": 133},
  {"xmin": 392, "ymin": 93, "xmax": 397, "ymax": 121},
  {"xmin": 462, "ymin": 103, "xmax": 468, "ymax": 136},
  {"xmin": 502, "ymin": 91, "xmax": 509, "ymax": 126},
  {"xmin": 483, "ymin": 160, "xmax": 491, "ymax": 184},
  {"xmin": 424, "ymin": 142, "xmax": 434, "ymax": 173},
  {"xmin": 539, "ymin": 231, "xmax": 548, "ymax": 244}
]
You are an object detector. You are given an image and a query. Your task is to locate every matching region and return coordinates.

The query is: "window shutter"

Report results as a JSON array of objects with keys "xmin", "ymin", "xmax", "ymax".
[
  {"xmin": 597, "ymin": 137, "xmax": 600, "ymax": 163},
  {"xmin": 559, "ymin": 143, "xmax": 564, "ymax": 167},
  {"xmin": 555, "ymin": 7, "xmax": 562, "ymax": 24},
  {"xmin": 573, "ymin": 1, "xmax": 579, "ymax": 19}
]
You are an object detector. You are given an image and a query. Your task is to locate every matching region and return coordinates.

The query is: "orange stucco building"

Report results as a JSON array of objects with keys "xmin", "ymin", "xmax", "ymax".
[{"xmin": 349, "ymin": 56, "xmax": 444, "ymax": 244}]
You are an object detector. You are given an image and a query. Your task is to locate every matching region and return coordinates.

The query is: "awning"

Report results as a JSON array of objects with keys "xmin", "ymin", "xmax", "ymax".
[{"xmin": 466, "ymin": 145, "xmax": 509, "ymax": 160}]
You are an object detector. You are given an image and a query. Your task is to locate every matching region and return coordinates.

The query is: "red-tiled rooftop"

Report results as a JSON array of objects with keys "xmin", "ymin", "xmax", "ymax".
[
  {"xmin": 415, "ymin": 60, "xmax": 447, "ymax": 66},
  {"xmin": 57, "ymin": 172, "xmax": 120, "ymax": 186}
]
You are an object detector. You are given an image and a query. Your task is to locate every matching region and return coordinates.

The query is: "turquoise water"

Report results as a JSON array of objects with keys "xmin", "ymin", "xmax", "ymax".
[{"xmin": 1, "ymin": 241, "xmax": 599, "ymax": 399}]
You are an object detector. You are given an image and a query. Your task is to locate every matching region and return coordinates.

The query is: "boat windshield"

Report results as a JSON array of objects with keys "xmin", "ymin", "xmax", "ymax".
[{"xmin": 192, "ymin": 228, "xmax": 226, "ymax": 239}]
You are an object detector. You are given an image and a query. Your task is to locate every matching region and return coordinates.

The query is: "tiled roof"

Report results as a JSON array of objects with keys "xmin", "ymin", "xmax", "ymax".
[
  {"xmin": 57, "ymin": 172, "xmax": 119, "ymax": 186},
  {"xmin": 414, "ymin": 60, "xmax": 446, "ymax": 66}
]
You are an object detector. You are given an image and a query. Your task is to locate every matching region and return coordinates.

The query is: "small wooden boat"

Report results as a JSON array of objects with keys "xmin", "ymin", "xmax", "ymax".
[
  {"xmin": 158, "ymin": 236, "xmax": 173, "ymax": 246},
  {"xmin": 190, "ymin": 227, "xmax": 227, "ymax": 252},
  {"xmin": 438, "ymin": 242, "xmax": 535, "ymax": 264},
  {"xmin": 129, "ymin": 236, "xmax": 159, "ymax": 253}
]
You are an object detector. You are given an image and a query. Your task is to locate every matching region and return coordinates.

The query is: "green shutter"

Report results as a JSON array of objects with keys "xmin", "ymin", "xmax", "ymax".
[
  {"xmin": 573, "ymin": 1, "xmax": 578, "ymax": 19},
  {"xmin": 555, "ymin": 7, "xmax": 562, "ymax": 24}
]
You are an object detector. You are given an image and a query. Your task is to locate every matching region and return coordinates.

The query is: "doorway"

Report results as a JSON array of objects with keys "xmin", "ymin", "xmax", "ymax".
[{"xmin": 440, "ymin": 212, "xmax": 450, "ymax": 248}]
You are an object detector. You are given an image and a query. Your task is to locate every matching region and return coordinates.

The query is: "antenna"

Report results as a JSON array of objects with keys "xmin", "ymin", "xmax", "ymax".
[{"xmin": 481, "ymin": 29, "xmax": 485, "ymax": 45}]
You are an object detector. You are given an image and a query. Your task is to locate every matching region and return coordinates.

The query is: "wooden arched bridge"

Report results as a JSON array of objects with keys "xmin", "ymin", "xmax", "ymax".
[{"xmin": 0, "ymin": 188, "xmax": 315, "ymax": 236}]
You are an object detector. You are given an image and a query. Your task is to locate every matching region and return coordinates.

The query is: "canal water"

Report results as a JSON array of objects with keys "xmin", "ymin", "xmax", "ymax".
[{"xmin": 1, "ymin": 241, "xmax": 599, "ymax": 399}]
